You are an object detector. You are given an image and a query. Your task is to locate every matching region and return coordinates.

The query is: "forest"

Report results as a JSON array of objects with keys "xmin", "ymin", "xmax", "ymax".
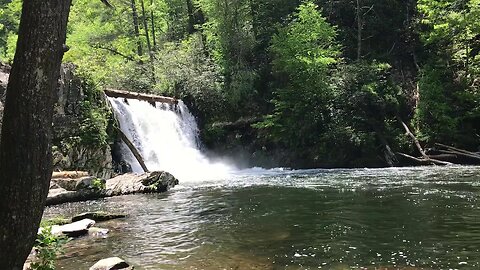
[{"xmin": 1, "ymin": 0, "xmax": 479, "ymax": 167}]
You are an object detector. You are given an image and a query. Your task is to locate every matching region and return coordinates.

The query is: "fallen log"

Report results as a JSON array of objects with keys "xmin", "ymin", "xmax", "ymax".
[
  {"xmin": 46, "ymin": 171, "xmax": 179, "ymax": 206},
  {"xmin": 397, "ymin": 152, "xmax": 452, "ymax": 165},
  {"xmin": 436, "ymin": 143, "xmax": 480, "ymax": 160},
  {"xmin": 52, "ymin": 171, "xmax": 89, "ymax": 179},
  {"xmin": 397, "ymin": 116, "xmax": 452, "ymax": 165},
  {"xmin": 438, "ymin": 149, "xmax": 480, "ymax": 161},
  {"xmin": 116, "ymin": 127, "xmax": 149, "ymax": 173},
  {"xmin": 104, "ymin": 88, "xmax": 177, "ymax": 105}
]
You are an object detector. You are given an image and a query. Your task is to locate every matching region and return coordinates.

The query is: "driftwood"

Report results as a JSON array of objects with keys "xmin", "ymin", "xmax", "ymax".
[
  {"xmin": 116, "ymin": 127, "xmax": 149, "ymax": 172},
  {"xmin": 397, "ymin": 116, "xmax": 452, "ymax": 165},
  {"xmin": 436, "ymin": 143, "xmax": 480, "ymax": 161},
  {"xmin": 104, "ymin": 88, "xmax": 177, "ymax": 105},
  {"xmin": 52, "ymin": 171, "xmax": 89, "ymax": 179}
]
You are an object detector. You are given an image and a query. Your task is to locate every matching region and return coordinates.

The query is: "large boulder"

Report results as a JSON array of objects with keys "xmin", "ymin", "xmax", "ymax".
[
  {"xmin": 51, "ymin": 218, "xmax": 95, "ymax": 237},
  {"xmin": 51, "ymin": 176, "xmax": 105, "ymax": 191},
  {"xmin": 106, "ymin": 171, "xmax": 179, "ymax": 196},
  {"xmin": 89, "ymin": 257, "xmax": 132, "ymax": 270},
  {"xmin": 46, "ymin": 171, "xmax": 178, "ymax": 206}
]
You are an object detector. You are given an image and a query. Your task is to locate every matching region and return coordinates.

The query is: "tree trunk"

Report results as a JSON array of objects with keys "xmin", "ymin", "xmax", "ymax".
[
  {"xmin": 131, "ymin": 0, "xmax": 143, "ymax": 56},
  {"xmin": 150, "ymin": 0, "xmax": 157, "ymax": 49},
  {"xmin": 186, "ymin": 0, "xmax": 196, "ymax": 34},
  {"xmin": 356, "ymin": 0, "xmax": 362, "ymax": 61},
  {"xmin": 0, "ymin": 0, "xmax": 72, "ymax": 268},
  {"xmin": 140, "ymin": 0, "xmax": 156, "ymax": 84}
]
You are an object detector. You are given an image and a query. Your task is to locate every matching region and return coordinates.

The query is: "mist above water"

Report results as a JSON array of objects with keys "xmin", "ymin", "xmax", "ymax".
[{"xmin": 108, "ymin": 97, "xmax": 234, "ymax": 182}]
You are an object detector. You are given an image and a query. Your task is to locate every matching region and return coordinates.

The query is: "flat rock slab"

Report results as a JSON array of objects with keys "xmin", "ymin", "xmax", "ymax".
[
  {"xmin": 51, "ymin": 218, "xmax": 95, "ymax": 237},
  {"xmin": 72, "ymin": 211, "xmax": 127, "ymax": 222},
  {"xmin": 89, "ymin": 257, "xmax": 132, "ymax": 270}
]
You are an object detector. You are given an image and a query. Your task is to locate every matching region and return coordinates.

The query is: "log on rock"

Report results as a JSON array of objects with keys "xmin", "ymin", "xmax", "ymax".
[
  {"xmin": 104, "ymin": 88, "xmax": 177, "ymax": 104},
  {"xmin": 52, "ymin": 171, "xmax": 89, "ymax": 179},
  {"xmin": 46, "ymin": 171, "xmax": 179, "ymax": 206}
]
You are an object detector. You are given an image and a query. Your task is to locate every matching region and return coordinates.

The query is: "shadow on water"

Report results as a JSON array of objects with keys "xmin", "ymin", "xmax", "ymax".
[{"xmin": 45, "ymin": 166, "xmax": 480, "ymax": 269}]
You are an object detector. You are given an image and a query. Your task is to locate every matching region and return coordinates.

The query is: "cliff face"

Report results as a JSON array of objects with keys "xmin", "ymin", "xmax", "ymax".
[{"xmin": 0, "ymin": 63, "xmax": 113, "ymax": 178}]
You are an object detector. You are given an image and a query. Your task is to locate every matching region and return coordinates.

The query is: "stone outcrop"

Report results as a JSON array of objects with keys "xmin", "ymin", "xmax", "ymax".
[
  {"xmin": 46, "ymin": 171, "xmax": 179, "ymax": 206},
  {"xmin": 52, "ymin": 63, "xmax": 113, "ymax": 178},
  {"xmin": 0, "ymin": 62, "xmax": 114, "ymax": 177},
  {"xmin": 50, "ymin": 218, "xmax": 95, "ymax": 237},
  {"xmin": 105, "ymin": 171, "xmax": 179, "ymax": 196},
  {"xmin": 89, "ymin": 257, "xmax": 132, "ymax": 270}
]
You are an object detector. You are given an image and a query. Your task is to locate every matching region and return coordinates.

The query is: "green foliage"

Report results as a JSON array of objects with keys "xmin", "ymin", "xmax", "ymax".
[
  {"xmin": 90, "ymin": 178, "xmax": 106, "ymax": 190},
  {"xmin": 40, "ymin": 217, "xmax": 70, "ymax": 227},
  {"xmin": 257, "ymin": 1, "xmax": 340, "ymax": 148},
  {"xmin": 78, "ymin": 76, "xmax": 111, "ymax": 146},
  {"xmin": 154, "ymin": 33, "xmax": 226, "ymax": 120},
  {"xmin": 0, "ymin": 0, "xmax": 21, "ymax": 62},
  {"xmin": 413, "ymin": 66, "xmax": 457, "ymax": 142},
  {"xmin": 418, "ymin": 0, "xmax": 480, "ymax": 80},
  {"xmin": 31, "ymin": 227, "xmax": 69, "ymax": 270}
]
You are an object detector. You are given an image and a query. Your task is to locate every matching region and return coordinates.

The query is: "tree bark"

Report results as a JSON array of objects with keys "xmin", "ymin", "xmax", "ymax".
[
  {"xmin": 356, "ymin": 0, "xmax": 362, "ymax": 61},
  {"xmin": 116, "ymin": 127, "xmax": 149, "ymax": 173},
  {"xmin": 131, "ymin": 0, "xmax": 143, "ymax": 56},
  {"xmin": 0, "ymin": 0, "xmax": 72, "ymax": 268},
  {"xmin": 150, "ymin": 0, "xmax": 157, "ymax": 49},
  {"xmin": 140, "ymin": 0, "xmax": 156, "ymax": 84}
]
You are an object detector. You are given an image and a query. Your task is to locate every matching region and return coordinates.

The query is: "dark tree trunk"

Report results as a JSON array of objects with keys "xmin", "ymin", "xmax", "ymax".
[
  {"xmin": 0, "ymin": 0, "xmax": 72, "ymax": 268},
  {"xmin": 131, "ymin": 0, "xmax": 143, "ymax": 56},
  {"xmin": 150, "ymin": 0, "xmax": 157, "ymax": 49},
  {"xmin": 186, "ymin": 0, "xmax": 196, "ymax": 34},
  {"xmin": 356, "ymin": 0, "xmax": 362, "ymax": 61},
  {"xmin": 140, "ymin": 0, "xmax": 156, "ymax": 84}
]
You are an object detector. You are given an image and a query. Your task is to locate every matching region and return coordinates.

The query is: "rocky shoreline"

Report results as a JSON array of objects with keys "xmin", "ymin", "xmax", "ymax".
[{"xmin": 47, "ymin": 171, "xmax": 179, "ymax": 206}]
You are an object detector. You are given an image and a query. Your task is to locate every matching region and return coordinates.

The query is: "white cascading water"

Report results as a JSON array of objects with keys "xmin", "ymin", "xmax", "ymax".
[{"xmin": 108, "ymin": 97, "xmax": 233, "ymax": 182}]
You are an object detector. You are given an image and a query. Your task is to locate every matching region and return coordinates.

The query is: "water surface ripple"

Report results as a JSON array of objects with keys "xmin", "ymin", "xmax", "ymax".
[{"xmin": 46, "ymin": 166, "xmax": 480, "ymax": 269}]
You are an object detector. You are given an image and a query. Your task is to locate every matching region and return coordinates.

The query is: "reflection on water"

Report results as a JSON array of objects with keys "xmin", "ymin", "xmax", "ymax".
[{"xmin": 45, "ymin": 166, "xmax": 480, "ymax": 269}]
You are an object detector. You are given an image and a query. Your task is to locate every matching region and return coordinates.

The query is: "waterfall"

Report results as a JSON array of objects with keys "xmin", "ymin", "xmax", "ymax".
[{"xmin": 108, "ymin": 97, "xmax": 233, "ymax": 182}]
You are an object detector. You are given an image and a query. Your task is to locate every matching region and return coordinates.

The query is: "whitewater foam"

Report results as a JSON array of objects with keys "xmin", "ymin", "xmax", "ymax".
[{"xmin": 108, "ymin": 97, "xmax": 234, "ymax": 182}]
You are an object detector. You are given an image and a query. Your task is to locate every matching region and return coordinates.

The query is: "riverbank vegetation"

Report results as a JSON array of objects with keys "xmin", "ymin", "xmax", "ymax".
[{"xmin": 1, "ymin": 0, "xmax": 479, "ymax": 167}]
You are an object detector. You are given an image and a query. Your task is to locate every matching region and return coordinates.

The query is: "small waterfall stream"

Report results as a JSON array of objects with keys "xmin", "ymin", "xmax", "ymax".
[{"xmin": 108, "ymin": 97, "xmax": 233, "ymax": 182}]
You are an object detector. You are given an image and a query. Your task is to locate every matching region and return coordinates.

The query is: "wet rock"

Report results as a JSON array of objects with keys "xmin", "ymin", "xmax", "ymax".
[
  {"xmin": 46, "ymin": 171, "xmax": 178, "ymax": 206},
  {"xmin": 89, "ymin": 257, "xmax": 132, "ymax": 270},
  {"xmin": 88, "ymin": 227, "xmax": 109, "ymax": 237},
  {"xmin": 51, "ymin": 176, "xmax": 104, "ymax": 191},
  {"xmin": 51, "ymin": 218, "xmax": 95, "ymax": 237},
  {"xmin": 106, "ymin": 171, "xmax": 179, "ymax": 196},
  {"xmin": 46, "ymin": 187, "xmax": 103, "ymax": 205},
  {"xmin": 72, "ymin": 211, "xmax": 127, "ymax": 222}
]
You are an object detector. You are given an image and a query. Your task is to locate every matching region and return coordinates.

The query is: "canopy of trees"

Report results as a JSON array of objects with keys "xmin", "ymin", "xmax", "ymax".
[{"xmin": 1, "ymin": 0, "xmax": 479, "ymax": 167}]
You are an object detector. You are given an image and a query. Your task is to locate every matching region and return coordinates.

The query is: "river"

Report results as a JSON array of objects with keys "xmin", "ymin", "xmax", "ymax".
[{"xmin": 45, "ymin": 165, "xmax": 480, "ymax": 269}]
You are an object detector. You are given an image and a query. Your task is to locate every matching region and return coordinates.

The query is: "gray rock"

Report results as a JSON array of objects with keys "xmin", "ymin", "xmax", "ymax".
[
  {"xmin": 106, "ymin": 171, "xmax": 179, "ymax": 196},
  {"xmin": 46, "ymin": 171, "xmax": 178, "ymax": 206},
  {"xmin": 89, "ymin": 257, "xmax": 132, "ymax": 270},
  {"xmin": 72, "ymin": 211, "xmax": 127, "ymax": 222},
  {"xmin": 51, "ymin": 176, "xmax": 105, "ymax": 191},
  {"xmin": 51, "ymin": 218, "xmax": 95, "ymax": 237},
  {"xmin": 46, "ymin": 187, "xmax": 102, "ymax": 206},
  {"xmin": 88, "ymin": 227, "xmax": 109, "ymax": 237}
]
